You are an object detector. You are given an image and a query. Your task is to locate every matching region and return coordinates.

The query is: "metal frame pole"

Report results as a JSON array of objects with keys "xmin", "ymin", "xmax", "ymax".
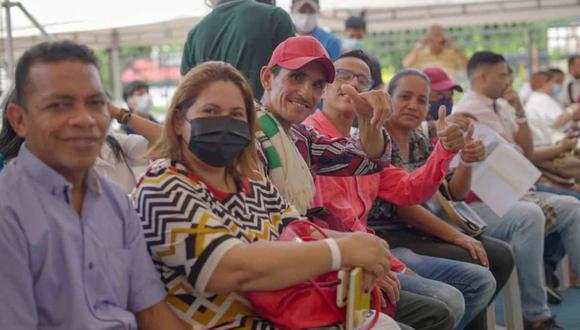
[
  {"xmin": 15, "ymin": 2, "xmax": 51, "ymax": 38},
  {"xmin": 3, "ymin": 0, "xmax": 14, "ymax": 78}
]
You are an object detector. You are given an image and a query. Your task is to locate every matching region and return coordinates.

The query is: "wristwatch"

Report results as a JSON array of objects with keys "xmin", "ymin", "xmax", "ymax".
[{"xmin": 116, "ymin": 108, "xmax": 132, "ymax": 125}]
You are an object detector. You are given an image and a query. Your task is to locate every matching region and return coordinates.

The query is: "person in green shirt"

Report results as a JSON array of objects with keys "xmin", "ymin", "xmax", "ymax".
[{"xmin": 180, "ymin": 0, "xmax": 295, "ymax": 99}]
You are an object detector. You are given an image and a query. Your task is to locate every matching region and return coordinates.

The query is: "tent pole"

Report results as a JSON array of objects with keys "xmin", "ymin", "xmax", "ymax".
[{"xmin": 3, "ymin": 0, "xmax": 14, "ymax": 78}]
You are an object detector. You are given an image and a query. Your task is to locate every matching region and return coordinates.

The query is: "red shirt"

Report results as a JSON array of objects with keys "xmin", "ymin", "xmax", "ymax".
[{"xmin": 304, "ymin": 111, "xmax": 458, "ymax": 271}]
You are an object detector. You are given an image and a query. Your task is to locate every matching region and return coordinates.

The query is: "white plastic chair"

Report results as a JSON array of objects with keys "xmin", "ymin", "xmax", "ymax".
[{"xmin": 486, "ymin": 268, "xmax": 524, "ymax": 330}]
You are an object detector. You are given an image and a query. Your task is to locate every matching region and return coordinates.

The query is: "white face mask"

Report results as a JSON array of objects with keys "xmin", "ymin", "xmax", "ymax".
[
  {"xmin": 292, "ymin": 13, "xmax": 318, "ymax": 34},
  {"xmin": 342, "ymin": 38, "xmax": 364, "ymax": 50},
  {"xmin": 134, "ymin": 94, "xmax": 153, "ymax": 116}
]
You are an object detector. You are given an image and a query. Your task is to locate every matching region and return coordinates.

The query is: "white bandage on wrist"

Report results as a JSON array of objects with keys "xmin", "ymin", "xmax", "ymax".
[
  {"xmin": 459, "ymin": 158, "xmax": 474, "ymax": 167},
  {"xmin": 324, "ymin": 238, "xmax": 342, "ymax": 271}
]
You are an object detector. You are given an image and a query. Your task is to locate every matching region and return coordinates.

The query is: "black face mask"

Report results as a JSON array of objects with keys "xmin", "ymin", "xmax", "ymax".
[{"xmin": 187, "ymin": 116, "xmax": 251, "ymax": 167}]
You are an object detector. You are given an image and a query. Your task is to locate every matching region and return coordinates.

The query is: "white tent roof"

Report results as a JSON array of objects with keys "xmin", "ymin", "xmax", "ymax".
[{"xmin": 2, "ymin": 0, "xmax": 579, "ymax": 55}]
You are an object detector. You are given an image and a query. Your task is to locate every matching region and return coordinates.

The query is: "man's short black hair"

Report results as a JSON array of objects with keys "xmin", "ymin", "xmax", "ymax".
[
  {"xmin": 14, "ymin": 40, "xmax": 99, "ymax": 106},
  {"xmin": 568, "ymin": 55, "xmax": 580, "ymax": 68},
  {"xmin": 466, "ymin": 51, "xmax": 506, "ymax": 77},
  {"xmin": 345, "ymin": 16, "xmax": 366, "ymax": 32},
  {"xmin": 122, "ymin": 80, "xmax": 149, "ymax": 101},
  {"xmin": 336, "ymin": 49, "xmax": 373, "ymax": 71}
]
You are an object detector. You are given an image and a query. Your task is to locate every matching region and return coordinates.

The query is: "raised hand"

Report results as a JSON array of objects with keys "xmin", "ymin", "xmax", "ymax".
[
  {"xmin": 446, "ymin": 112, "xmax": 478, "ymax": 131},
  {"xmin": 435, "ymin": 105, "xmax": 465, "ymax": 152},
  {"xmin": 460, "ymin": 124, "xmax": 485, "ymax": 164},
  {"xmin": 341, "ymin": 84, "xmax": 391, "ymax": 130},
  {"xmin": 503, "ymin": 87, "xmax": 524, "ymax": 112}
]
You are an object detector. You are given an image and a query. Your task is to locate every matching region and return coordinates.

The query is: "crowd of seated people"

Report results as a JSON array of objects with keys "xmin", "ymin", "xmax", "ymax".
[{"xmin": 1, "ymin": 4, "xmax": 580, "ymax": 330}]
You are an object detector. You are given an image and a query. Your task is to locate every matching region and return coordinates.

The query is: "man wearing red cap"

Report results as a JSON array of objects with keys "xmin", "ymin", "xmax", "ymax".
[
  {"xmin": 255, "ymin": 35, "xmax": 391, "ymax": 216},
  {"xmin": 420, "ymin": 67, "xmax": 476, "ymax": 138}
]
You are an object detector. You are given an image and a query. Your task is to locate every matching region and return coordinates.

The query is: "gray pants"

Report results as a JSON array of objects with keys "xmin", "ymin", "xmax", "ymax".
[{"xmin": 395, "ymin": 290, "xmax": 456, "ymax": 330}]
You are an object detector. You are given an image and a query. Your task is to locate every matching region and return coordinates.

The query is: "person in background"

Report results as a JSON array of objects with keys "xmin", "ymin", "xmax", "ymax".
[
  {"xmin": 455, "ymin": 51, "xmax": 580, "ymax": 330},
  {"xmin": 402, "ymin": 25, "xmax": 468, "ymax": 79},
  {"xmin": 0, "ymin": 89, "xmax": 20, "ymax": 168},
  {"xmin": 122, "ymin": 80, "xmax": 158, "ymax": 135},
  {"xmin": 180, "ymin": 0, "xmax": 295, "ymax": 99},
  {"xmin": 343, "ymin": 16, "xmax": 384, "ymax": 90},
  {"xmin": 560, "ymin": 55, "xmax": 580, "ymax": 107},
  {"xmin": 548, "ymin": 68, "xmax": 565, "ymax": 95},
  {"xmin": 414, "ymin": 67, "xmax": 477, "ymax": 140},
  {"xmin": 520, "ymin": 68, "xmax": 565, "ymax": 106},
  {"xmin": 133, "ymin": 61, "xmax": 398, "ymax": 329},
  {"xmin": 291, "ymin": 0, "xmax": 342, "ymax": 60},
  {"xmin": 98, "ymin": 104, "xmax": 162, "ymax": 194},
  {"xmin": 525, "ymin": 70, "xmax": 580, "ymax": 148},
  {"xmin": 0, "ymin": 40, "xmax": 186, "ymax": 330}
]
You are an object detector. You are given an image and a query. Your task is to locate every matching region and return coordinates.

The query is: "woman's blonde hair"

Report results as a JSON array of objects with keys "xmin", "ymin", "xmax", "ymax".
[{"xmin": 147, "ymin": 61, "xmax": 259, "ymax": 180}]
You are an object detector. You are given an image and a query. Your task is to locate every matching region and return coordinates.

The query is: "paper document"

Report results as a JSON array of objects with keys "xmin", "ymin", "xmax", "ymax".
[{"xmin": 462, "ymin": 124, "xmax": 541, "ymax": 217}]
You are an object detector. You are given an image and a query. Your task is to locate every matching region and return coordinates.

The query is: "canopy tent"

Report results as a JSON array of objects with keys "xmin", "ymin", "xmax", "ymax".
[
  {"xmin": 2, "ymin": 0, "xmax": 579, "ymax": 54},
  {"xmin": 0, "ymin": 0, "xmax": 578, "ymax": 99}
]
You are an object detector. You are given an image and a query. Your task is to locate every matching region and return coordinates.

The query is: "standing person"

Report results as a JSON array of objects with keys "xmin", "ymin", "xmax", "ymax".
[
  {"xmin": 343, "ymin": 16, "xmax": 384, "ymax": 90},
  {"xmin": 402, "ymin": 25, "xmax": 468, "ymax": 79},
  {"xmin": 180, "ymin": 0, "xmax": 295, "ymax": 99},
  {"xmin": 121, "ymin": 80, "xmax": 158, "ymax": 135},
  {"xmin": 0, "ymin": 40, "xmax": 186, "ymax": 330},
  {"xmin": 560, "ymin": 55, "xmax": 580, "ymax": 107},
  {"xmin": 291, "ymin": 0, "xmax": 342, "ymax": 60},
  {"xmin": 455, "ymin": 51, "xmax": 580, "ymax": 330},
  {"xmin": 133, "ymin": 60, "xmax": 398, "ymax": 330}
]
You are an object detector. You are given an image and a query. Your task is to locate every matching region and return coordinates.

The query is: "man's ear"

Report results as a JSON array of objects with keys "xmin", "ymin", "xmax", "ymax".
[
  {"xmin": 260, "ymin": 66, "xmax": 272, "ymax": 92},
  {"xmin": 6, "ymin": 103, "xmax": 28, "ymax": 138}
]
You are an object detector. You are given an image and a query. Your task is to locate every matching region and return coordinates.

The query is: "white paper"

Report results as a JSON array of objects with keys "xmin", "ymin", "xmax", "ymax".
[{"xmin": 467, "ymin": 124, "xmax": 541, "ymax": 217}]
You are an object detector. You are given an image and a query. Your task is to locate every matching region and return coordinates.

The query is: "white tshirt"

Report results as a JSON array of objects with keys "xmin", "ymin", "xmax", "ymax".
[
  {"xmin": 525, "ymin": 91, "xmax": 564, "ymax": 147},
  {"xmin": 94, "ymin": 133, "xmax": 149, "ymax": 194},
  {"xmin": 519, "ymin": 82, "xmax": 532, "ymax": 105}
]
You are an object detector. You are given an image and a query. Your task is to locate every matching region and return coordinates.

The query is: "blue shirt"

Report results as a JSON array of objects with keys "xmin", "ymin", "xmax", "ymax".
[
  {"xmin": 0, "ymin": 145, "xmax": 166, "ymax": 330},
  {"xmin": 310, "ymin": 26, "xmax": 342, "ymax": 60}
]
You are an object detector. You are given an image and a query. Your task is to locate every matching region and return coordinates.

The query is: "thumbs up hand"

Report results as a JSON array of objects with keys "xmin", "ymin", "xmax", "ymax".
[
  {"xmin": 436, "ymin": 105, "xmax": 465, "ymax": 152},
  {"xmin": 460, "ymin": 123, "xmax": 486, "ymax": 164}
]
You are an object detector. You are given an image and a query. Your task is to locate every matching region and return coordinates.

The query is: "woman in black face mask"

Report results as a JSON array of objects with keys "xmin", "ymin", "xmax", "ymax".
[{"xmin": 132, "ymin": 61, "xmax": 398, "ymax": 330}]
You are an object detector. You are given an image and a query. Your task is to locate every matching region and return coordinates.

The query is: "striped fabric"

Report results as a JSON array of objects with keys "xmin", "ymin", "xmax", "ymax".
[
  {"xmin": 133, "ymin": 159, "xmax": 301, "ymax": 329},
  {"xmin": 255, "ymin": 103, "xmax": 389, "ymax": 181}
]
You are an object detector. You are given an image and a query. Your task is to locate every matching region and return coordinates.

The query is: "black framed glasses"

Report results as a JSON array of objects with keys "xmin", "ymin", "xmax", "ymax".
[{"xmin": 335, "ymin": 68, "xmax": 374, "ymax": 92}]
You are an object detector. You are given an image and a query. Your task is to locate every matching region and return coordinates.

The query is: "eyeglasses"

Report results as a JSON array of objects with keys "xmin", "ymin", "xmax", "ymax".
[{"xmin": 335, "ymin": 68, "xmax": 374, "ymax": 92}]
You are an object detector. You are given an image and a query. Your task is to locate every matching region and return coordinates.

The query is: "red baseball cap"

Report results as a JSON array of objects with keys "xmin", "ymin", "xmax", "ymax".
[
  {"xmin": 423, "ymin": 67, "xmax": 463, "ymax": 92},
  {"xmin": 267, "ymin": 36, "xmax": 335, "ymax": 83}
]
